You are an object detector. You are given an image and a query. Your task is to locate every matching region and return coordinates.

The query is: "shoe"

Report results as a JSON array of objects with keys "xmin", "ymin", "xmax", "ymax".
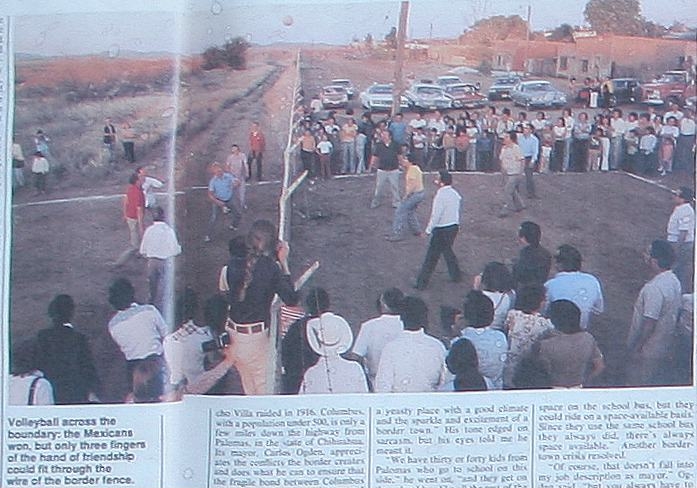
[
  {"xmin": 229, "ymin": 224, "xmax": 238, "ymax": 231},
  {"xmin": 369, "ymin": 203, "xmax": 379, "ymax": 209},
  {"xmin": 204, "ymin": 236, "xmax": 211, "ymax": 242}
]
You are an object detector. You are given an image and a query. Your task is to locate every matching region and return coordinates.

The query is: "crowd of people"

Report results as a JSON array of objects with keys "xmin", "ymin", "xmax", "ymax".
[{"xmin": 293, "ymin": 102, "xmax": 695, "ymax": 181}]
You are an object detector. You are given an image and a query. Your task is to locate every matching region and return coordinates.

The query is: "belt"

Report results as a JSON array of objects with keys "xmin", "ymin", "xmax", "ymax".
[{"xmin": 228, "ymin": 319, "xmax": 267, "ymax": 334}]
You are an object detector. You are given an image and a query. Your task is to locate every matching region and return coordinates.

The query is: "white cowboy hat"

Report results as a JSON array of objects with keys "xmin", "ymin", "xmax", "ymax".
[{"xmin": 306, "ymin": 312, "xmax": 353, "ymax": 356}]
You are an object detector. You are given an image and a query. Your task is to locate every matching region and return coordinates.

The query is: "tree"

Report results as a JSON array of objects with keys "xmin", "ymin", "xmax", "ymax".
[
  {"xmin": 201, "ymin": 37, "xmax": 250, "ymax": 70},
  {"xmin": 468, "ymin": 15, "xmax": 528, "ymax": 42},
  {"xmin": 548, "ymin": 23, "xmax": 575, "ymax": 42},
  {"xmin": 583, "ymin": 0, "xmax": 644, "ymax": 35}
]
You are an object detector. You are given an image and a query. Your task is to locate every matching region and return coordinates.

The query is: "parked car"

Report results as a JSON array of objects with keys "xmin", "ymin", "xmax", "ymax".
[
  {"xmin": 510, "ymin": 80, "xmax": 567, "ymax": 109},
  {"xmin": 444, "ymin": 83, "xmax": 487, "ymax": 109},
  {"xmin": 404, "ymin": 83, "xmax": 453, "ymax": 111},
  {"xmin": 359, "ymin": 83, "xmax": 409, "ymax": 112},
  {"xmin": 642, "ymin": 70, "xmax": 690, "ymax": 106},
  {"xmin": 330, "ymin": 78, "xmax": 355, "ymax": 99},
  {"xmin": 487, "ymin": 75, "xmax": 521, "ymax": 100},
  {"xmin": 435, "ymin": 75, "xmax": 462, "ymax": 87},
  {"xmin": 320, "ymin": 85, "xmax": 349, "ymax": 109}
]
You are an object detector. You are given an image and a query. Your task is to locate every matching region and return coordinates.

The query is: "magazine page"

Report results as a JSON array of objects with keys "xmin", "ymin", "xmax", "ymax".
[{"xmin": 2, "ymin": 1, "xmax": 697, "ymax": 488}]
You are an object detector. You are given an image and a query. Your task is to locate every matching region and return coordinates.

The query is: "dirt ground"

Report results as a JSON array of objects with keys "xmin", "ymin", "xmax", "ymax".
[{"xmin": 8, "ymin": 47, "xmax": 694, "ymax": 403}]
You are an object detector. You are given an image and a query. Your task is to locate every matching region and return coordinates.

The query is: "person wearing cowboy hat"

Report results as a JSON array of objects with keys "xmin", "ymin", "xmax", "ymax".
[{"xmin": 299, "ymin": 312, "xmax": 368, "ymax": 394}]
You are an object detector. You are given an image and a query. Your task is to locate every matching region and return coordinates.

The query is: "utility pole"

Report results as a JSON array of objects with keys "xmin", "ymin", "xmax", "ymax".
[
  {"xmin": 524, "ymin": 4, "xmax": 531, "ymax": 76},
  {"xmin": 392, "ymin": 1, "xmax": 409, "ymax": 117}
]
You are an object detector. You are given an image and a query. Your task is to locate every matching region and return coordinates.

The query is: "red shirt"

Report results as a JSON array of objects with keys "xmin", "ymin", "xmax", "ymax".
[
  {"xmin": 249, "ymin": 130, "xmax": 265, "ymax": 153},
  {"xmin": 125, "ymin": 183, "xmax": 145, "ymax": 219}
]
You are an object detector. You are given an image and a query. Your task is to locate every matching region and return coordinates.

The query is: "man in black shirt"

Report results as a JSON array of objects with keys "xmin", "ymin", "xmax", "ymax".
[
  {"xmin": 512, "ymin": 221, "xmax": 552, "ymax": 288},
  {"xmin": 370, "ymin": 131, "xmax": 401, "ymax": 209}
]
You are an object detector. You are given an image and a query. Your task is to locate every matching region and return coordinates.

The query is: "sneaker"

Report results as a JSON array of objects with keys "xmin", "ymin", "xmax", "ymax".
[
  {"xmin": 204, "ymin": 236, "xmax": 211, "ymax": 242},
  {"xmin": 229, "ymin": 224, "xmax": 238, "ymax": 231}
]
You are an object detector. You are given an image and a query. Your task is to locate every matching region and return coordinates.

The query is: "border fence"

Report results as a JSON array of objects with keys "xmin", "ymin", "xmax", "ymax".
[{"xmin": 268, "ymin": 50, "xmax": 319, "ymax": 393}]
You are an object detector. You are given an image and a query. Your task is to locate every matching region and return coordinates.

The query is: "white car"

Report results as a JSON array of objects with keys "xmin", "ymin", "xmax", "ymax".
[
  {"xmin": 404, "ymin": 83, "xmax": 453, "ymax": 111},
  {"xmin": 359, "ymin": 84, "xmax": 409, "ymax": 112},
  {"xmin": 320, "ymin": 85, "xmax": 349, "ymax": 109},
  {"xmin": 435, "ymin": 75, "xmax": 462, "ymax": 87},
  {"xmin": 330, "ymin": 79, "xmax": 355, "ymax": 99}
]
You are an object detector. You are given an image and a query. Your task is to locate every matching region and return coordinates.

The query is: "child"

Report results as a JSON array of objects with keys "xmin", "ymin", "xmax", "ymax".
[
  {"xmin": 454, "ymin": 290, "xmax": 508, "ymax": 389},
  {"xmin": 316, "ymin": 133, "xmax": 333, "ymax": 179},
  {"xmin": 587, "ymin": 127, "xmax": 602, "ymax": 172}
]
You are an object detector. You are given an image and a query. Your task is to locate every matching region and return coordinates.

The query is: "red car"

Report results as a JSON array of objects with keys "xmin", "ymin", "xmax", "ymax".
[
  {"xmin": 445, "ymin": 83, "xmax": 487, "ymax": 109},
  {"xmin": 642, "ymin": 70, "xmax": 690, "ymax": 106}
]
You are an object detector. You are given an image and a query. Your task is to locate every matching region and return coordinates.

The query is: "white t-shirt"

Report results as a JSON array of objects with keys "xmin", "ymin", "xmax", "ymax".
[
  {"xmin": 667, "ymin": 203, "xmax": 695, "ymax": 243},
  {"xmin": 9, "ymin": 372, "xmax": 55, "ymax": 405},
  {"xmin": 352, "ymin": 314, "xmax": 403, "ymax": 383},
  {"xmin": 317, "ymin": 141, "xmax": 333, "ymax": 154}
]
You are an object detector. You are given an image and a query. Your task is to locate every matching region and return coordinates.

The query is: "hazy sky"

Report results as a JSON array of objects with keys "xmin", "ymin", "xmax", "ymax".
[{"xmin": 7, "ymin": 0, "xmax": 697, "ymax": 56}]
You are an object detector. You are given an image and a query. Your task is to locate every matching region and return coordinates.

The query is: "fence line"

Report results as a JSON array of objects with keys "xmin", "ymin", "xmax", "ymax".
[{"xmin": 268, "ymin": 50, "xmax": 319, "ymax": 394}]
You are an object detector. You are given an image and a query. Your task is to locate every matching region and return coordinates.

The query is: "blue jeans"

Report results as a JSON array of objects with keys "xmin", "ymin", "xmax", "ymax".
[
  {"xmin": 207, "ymin": 199, "xmax": 241, "ymax": 238},
  {"xmin": 392, "ymin": 191, "xmax": 425, "ymax": 236},
  {"xmin": 341, "ymin": 141, "xmax": 356, "ymax": 174}
]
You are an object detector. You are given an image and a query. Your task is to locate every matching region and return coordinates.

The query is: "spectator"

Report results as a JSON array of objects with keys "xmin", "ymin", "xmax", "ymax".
[
  {"xmin": 351, "ymin": 287, "xmax": 404, "ymax": 390},
  {"xmin": 107, "ymin": 278, "xmax": 169, "ymax": 393},
  {"xmin": 457, "ymin": 290, "xmax": 507, "ymax": 389},
  {"xmin": 512, "ymin": 221, "xmax": 552, "ymax": 288},
  {"xmin": 375, "ymin": 296, "xmax": 446, "ymax": 393},
  {"xmin": 443, "ymin": 338, "xmax": 487, "ymax": 392},
  {"xmin": 316, "ymin": 132, "xmax": 333, "ymax": 179},
  {"xmin": 281, "ymin": 287, "xmax": 329, "ymax": 394},
  {"xmin": 666, "ymin": 187, "xmax": 695, "ymax": 293},
  {"xmin": 299, "ymin": 312, "xmax": 368, "ymax": 394},
  {"xmin": 163, "ymin": 288, "xmax": 213, "ymax": 390},
  {"xmin": 35, "ymin": 294, "xmax": 100, "ymax": 404},
  {"xmin": 544, "ymin": 244, "xmax": 604, "ymax": 330},
  {"xmin": 225, "ymin": 219, "xmax": 299, "ymax": 395},
  {"xmin": 225, "ymin": 145, "xmax": 248, "ymax": 208},
  {"xmin": 340, "ymin": 117, "xmax": 358, "ymax": 174},
  {"xmin": 140, "ymin": 207, "xmax": 182, "ymax": 315},
  {"xmin": 12, "ymin": 139, "xmax": 25, "ymax": 189},
  {"xmin": 675, "ymin": 108, "xmax": 695, "ymax": 171},
  {"xmin": 503, "ymin": 284, "xmax": 554, "ymax": 389},
  {"xmin": 121, "ymin": 121, "xmax": 136, "ymax": 164},
  {"xmin": 9, "ymin": 340, "xmax": 55, "ymax": 406},
  {"xmin": 31, "ymin": 151, "xmax": 49, "ymax": 195},
  {"xmin": 626, "ymin": 240, "xmax": 682, "ymax": 387},
  {"xmin": 536, "ymin": 299, "xmax": 604, "ymax": 388},
  {"xmin": 473, "ymin": 261, "xmax": 515, "ymax": 331},
  {"xmin": 518, "ymin": 124, "xmax": 539, "ymax": 198},
  {"xmin": 248, "ymin": 121, "xmax": 266, "ymax": 181}
]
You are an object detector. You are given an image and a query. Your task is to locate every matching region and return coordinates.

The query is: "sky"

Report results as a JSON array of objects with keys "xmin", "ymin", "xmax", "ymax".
[{"xmin": 7, "ymin": 0, "xmax": 697, "ymax": 56}]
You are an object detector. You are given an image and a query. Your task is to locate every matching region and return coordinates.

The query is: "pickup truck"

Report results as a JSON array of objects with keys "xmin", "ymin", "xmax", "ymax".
[{"xmin": 641, "ymin": 70, "xmax": 691, "ymax": 106}]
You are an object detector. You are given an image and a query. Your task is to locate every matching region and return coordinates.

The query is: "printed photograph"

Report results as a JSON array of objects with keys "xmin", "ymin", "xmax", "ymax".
[{"xmin": 6, "ymin": 0, "xmax": 695, "ymax": 405}]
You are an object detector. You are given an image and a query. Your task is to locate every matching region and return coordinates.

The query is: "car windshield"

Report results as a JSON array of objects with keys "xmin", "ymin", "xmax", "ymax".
[
  {"xmin": 495, "ymin": 77, "xmax": 519, "ymax": 85},
  {"xmin": 332, "ymin": 80, "xmax": 350, "ymax": 86},
  {"xmin": 324, "ymin": 86, "xmax": 346, "ymax": 94},
  {"xmin": 417, "ymin": 87, "xmax": 444, "ymax": 96},
  {"xmin": 523, "ymin": 83, "xmax": 553, "ymax": 92},
  {"xmin": 449, "ymin": 86, "xmax": 474, "ymax": 95},
  {"xmin": 371, "ymin": 86, "xmax": 392, "ymax": 94},
  {"xmin": 657, "ymin": 74, "xmax": 684, "ymax": 83}
]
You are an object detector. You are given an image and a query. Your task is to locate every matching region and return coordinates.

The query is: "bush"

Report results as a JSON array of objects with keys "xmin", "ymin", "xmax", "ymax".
[{"xmin": 202, "ymin": 38, "xmax": 249, "ymax": 70}]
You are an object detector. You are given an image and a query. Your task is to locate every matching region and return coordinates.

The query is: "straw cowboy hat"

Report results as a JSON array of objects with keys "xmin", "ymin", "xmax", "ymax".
[{"xmin": 306, "ymin": 312, "xmax": 353, "ymax": 356}]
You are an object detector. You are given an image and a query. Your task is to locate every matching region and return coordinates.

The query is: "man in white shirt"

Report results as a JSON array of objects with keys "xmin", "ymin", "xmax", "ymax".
[
  {"xmin": 107, "ymin": 278, "xmax": 169, "ymax": 389},
  {"xmin": 498, "ymin": 131, "xmax": 526, "ymax": 218},
  {"xmin": 375, "ymin": 296, "xmax": 446, "ymax": 393},
  {"xmin": 225, "ymin": 144, "xmax": 248, "ymax": 208},
  {"xmin": 544, "ymin": 245, "xmax": 604, "ymax": 330},
  {"xmin": 140, "ymin": 207, "xmax": 182, "ymax": 315},
  {"xmin": 136, "ymin": 166, "xmax": 164, "ymax": 210},
  {"xmin": 415, "ymin": 171, "xmax": 462, "ymax": 290},
  {"xmin": 666, "ymin": 187, "xmax": 695, "ymax": 293},
  {"xmin": 351, "ymin": 288, "xmax": 404, "ymax": 390},
  {"xmin": 626, "ymin": 240, "xmax": 682, "ymax": 386}
]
